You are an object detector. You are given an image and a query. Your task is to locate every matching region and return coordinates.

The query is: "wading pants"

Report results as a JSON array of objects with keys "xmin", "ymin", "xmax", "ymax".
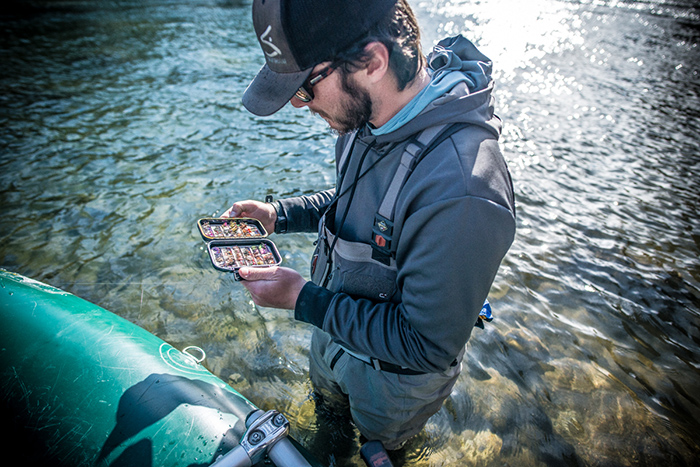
[{"xmin": 308, "ymin": 328, "xmax": 462, "ymax": 450}]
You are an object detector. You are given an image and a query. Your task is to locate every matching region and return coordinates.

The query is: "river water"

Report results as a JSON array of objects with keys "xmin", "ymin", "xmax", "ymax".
[{"xmin": 1, "ymin": 0, "xmax": 699, "ymax": 466}]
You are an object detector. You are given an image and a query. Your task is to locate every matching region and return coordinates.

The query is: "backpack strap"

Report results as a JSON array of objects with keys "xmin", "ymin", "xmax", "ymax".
[
  {"xmin": 337, "ymin": 130, "xmax": 359, "ymax": 176},
  {"xmin": 371, "ymin": 123, "xmax": 469, "ymax": 264},
  {"xmin": 376, "ymin": 124, "xmax": 446, "ymax": 220}
]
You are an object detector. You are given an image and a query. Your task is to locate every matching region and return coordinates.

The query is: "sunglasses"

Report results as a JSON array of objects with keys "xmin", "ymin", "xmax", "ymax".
[{"xmin": 294, "ymin": 65, "xmax": 335, "ymax": 102}]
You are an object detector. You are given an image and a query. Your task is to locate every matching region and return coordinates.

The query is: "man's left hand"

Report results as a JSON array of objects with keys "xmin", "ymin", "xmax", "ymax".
[{"xmin": 238, "ymin": 266, "xmax": 307, "ymax": 310}]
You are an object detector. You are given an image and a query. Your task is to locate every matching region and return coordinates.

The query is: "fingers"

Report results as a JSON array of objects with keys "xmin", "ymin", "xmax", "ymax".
[
  {"xmin": 238, "ymin": 267, "xmax": 307, "ymax": 310},
  {"xmin": 238, "ymin": 266, "xmax": 282, "ymax": 281},
  {"xmin": 221, "ymin": 202, "xmax": 243, "ymax": 218},
  {"xmin": 238, "ymin": 266, "xmax": 266, "ymax": 281},
  {"xmin": 220, "ymin": 200, "xmax": 276, "ymax": 235},
  {"xmin": 221, "ymin": 200, "xmax": 266, "ymax": 219},
  {"xmin": 222, "ymin": 200, "xmax": 261, "ymax": 218}
]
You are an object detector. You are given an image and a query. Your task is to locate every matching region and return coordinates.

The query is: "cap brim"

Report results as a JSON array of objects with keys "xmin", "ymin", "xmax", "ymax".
[{"xmin": 242, "ymin": 63, "xmax": 312, "ymax": 116}]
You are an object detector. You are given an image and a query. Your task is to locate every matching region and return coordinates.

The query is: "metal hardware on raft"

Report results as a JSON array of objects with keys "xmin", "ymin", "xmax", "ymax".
[{"xmin": 209, "ymin": 409, "xmax": 311, "ymax": 467}]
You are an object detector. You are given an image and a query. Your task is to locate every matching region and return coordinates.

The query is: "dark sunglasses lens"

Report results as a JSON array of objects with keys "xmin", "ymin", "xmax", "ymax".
[
  {"xmin": 295, "ymin": 86, "xmax": 313, "ymax": 102},
  {"xmin": 295, "ymin": 66, "xmax": 333, "ymax": 102}
]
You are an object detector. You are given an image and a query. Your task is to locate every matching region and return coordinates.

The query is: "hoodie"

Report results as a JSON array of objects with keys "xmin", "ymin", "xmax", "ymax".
[{"xmin": 277, "ymin": 35, "xmax": 516, "ymax": 373}]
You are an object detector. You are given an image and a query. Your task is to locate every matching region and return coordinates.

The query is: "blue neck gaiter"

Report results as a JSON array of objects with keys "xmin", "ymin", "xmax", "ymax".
[{"xmin": 371, "ymin": 35, "xmax": 492, "ymax": 136}]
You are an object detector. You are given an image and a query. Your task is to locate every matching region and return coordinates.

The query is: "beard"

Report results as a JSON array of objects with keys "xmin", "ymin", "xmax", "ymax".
[{"xmin": 312, "ymin": 71, "xmax": 372, "ymax": 135}]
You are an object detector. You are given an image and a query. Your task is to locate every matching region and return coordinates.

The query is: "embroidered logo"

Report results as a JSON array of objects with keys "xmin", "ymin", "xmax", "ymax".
[{"xmin": 260, "ymin": 25, "xmax": 282, "ymax": 58}]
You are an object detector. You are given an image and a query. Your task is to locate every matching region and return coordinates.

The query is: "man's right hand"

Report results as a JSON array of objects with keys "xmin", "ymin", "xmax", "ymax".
[{"xmin": 221, "ymin": 200, "xmax": 277, "ymax": 235}]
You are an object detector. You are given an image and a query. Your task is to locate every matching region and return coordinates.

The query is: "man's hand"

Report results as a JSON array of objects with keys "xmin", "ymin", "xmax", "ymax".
[
  {"xmin": 222, "ymin": 200, "xmax": 276, "ymax": 235},
  {"xmin": 238, "ymin": 266, "xmax": 307, "ymax": 310}
]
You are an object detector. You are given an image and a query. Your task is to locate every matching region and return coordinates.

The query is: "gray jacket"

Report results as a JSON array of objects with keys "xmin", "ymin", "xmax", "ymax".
[{"xmin": 275, "ymin": 36, "xmax": 516, "ymax": 373}]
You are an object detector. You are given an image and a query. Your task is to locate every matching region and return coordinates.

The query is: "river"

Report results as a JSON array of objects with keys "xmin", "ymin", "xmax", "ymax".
[{"xmin": 1, "ymin": 0, "xmax": 699, "ymax": 465}]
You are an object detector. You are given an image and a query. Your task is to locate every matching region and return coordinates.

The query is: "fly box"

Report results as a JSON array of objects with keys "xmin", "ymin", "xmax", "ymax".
[
  {"xmin": 198, "ymin": 217, "xmax": 268, "ymax": 240},
  {"xmin": 198, "ymin": 218, "xmax": 281, "ymax": 280}
]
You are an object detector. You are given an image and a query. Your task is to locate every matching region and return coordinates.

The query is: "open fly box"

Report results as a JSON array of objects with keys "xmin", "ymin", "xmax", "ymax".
[{"xmin": 197, "ymin": 217, "xmax": 281, "ymax": 280}]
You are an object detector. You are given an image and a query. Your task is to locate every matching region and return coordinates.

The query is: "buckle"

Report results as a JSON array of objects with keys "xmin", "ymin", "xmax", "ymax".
[{"xmin": 371, "ymin": 213, "xmax": 393, "ymax": 265}]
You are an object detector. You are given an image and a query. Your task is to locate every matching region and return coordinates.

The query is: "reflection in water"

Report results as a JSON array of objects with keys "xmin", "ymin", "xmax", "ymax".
[{"xmin": 1, "ymin": 0, "xmax": 699, "ymax": 465}]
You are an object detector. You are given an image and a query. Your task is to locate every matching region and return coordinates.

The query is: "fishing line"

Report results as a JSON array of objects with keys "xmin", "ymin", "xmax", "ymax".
[
  {"xmin": 324, "ymin": 136, "xmax": 400, "ymax": 251},
  {"xmin": 327, "ymin": 138, "xmax": 378, "ymax": 257}
]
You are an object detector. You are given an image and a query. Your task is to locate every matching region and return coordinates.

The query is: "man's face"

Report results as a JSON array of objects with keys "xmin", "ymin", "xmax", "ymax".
[{"xmin": 291, "ymin": 64, "xmax": 372, "ymax": 135}]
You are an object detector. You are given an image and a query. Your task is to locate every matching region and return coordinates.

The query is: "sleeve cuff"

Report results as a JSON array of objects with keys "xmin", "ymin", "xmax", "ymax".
[
  {"xmin": 270, "ymin": 201, "xmax": 288, "ymax": 234},
  {"xmin": 294, "ymin": 281, "xmax": 334, "ymax": 329}
]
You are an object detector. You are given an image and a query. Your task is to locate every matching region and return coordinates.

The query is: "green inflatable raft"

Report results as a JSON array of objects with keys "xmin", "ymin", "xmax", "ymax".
[{"xmin": 0, "ymin": 269, "xmax": 321, "ymax": 467}]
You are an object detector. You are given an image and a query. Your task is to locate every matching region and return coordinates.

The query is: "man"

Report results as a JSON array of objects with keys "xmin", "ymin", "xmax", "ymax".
[{"xmin": 223, "ymin": 0, "xmax": 516, "ymax": 451}]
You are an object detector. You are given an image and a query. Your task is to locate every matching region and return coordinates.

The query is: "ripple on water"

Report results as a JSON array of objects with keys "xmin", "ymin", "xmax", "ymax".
[{"xmin": 1, "ymin": 0, "xmax": 700, "ymax": 466}]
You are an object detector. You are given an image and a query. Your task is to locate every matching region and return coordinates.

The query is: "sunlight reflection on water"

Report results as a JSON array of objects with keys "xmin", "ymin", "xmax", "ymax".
[{"xmin": 1, "ymin": 0, "xmax": 699, "ymax": 466}]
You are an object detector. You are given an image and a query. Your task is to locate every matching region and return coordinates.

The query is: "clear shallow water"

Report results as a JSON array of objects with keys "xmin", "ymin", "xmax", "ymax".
[{"xmin": 1, "ymin": 1, "xmax": 699, "ymax": 466}]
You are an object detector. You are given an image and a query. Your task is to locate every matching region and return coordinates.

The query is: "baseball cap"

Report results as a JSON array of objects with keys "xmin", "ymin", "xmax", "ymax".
[{"xmin": 242, "ymin": 0, "xmax": 399, "ymax": 116}]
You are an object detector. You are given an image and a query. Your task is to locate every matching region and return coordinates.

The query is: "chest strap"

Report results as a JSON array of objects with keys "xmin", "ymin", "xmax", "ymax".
[{"xmin": 371, "ymin": 123, "xmax": 472, "ymax": 264}]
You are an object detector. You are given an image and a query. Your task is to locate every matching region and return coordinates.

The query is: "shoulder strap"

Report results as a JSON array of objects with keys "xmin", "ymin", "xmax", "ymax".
[
  {"xmin": 337, "ymin": 130, "xmax": 358, "ymax": 175},
  {"xmin": 376, "ymin": 124, "xmax": 446, "ymax": 220},
  {"xmin": 371, "ymin": 122, "xmax": 470, "ymax": 264}
]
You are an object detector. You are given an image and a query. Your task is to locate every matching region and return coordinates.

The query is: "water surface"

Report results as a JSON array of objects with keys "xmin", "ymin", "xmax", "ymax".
[{"xmin": 1, "ymin": 0, "xmax": 699, "ymax": 465}]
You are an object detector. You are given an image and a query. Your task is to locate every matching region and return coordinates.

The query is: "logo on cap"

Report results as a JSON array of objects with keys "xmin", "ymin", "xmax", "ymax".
[{"xmin": 260, "ymin": 25, "xmax": 282, "ymax": 58}]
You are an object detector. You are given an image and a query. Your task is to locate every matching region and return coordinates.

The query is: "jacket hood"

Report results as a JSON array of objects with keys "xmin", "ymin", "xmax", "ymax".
[{"xmin": 372, "ymin": 35, "xmax": 502, "ymax": 144}]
